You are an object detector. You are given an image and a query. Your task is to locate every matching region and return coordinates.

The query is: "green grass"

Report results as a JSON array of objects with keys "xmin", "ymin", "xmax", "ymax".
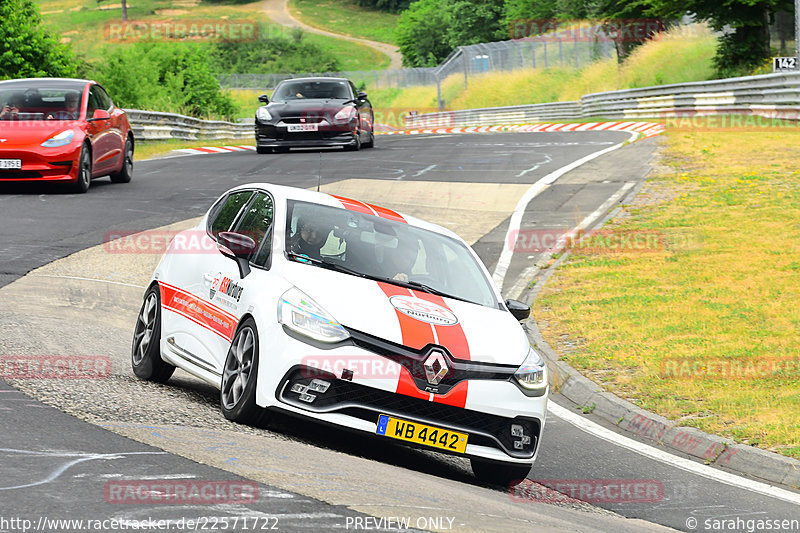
[
  {"xmin": 535, "ymin": 128, "xmax": 800, "ymax": 459},
  {"xmin": 289, "ymin": 0, "xmax": 399, "ymax": 44},
  {"xmin": 36, "ymin": 0, "xmax": 389, "ymax": 71},
  {"xmin": 369, "ymin": 24, "xmax": 718, "ymax": 112}
]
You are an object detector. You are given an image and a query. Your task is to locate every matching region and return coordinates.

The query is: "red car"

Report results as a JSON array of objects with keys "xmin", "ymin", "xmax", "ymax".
[{"xmin": 0, "ymin": 78, "xmax": 134, "ymax": 193}]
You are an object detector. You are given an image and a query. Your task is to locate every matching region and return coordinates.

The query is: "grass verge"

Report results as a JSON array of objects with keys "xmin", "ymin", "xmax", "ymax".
[
  {"xmin": 289, "ymin": 0, "xmax": 398, "ymax": 44},
  {"xmin": 534, "ymin": 126, "xmax": 800, "ymax": 459}
]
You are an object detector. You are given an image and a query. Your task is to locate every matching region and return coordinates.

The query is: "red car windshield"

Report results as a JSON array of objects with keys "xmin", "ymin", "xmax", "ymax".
[{"xmin": 0, "ymin": 88, "xmax": 82, "ymax": 121}]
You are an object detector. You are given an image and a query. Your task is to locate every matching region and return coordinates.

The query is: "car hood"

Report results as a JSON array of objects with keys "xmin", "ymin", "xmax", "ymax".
[
  {"xmin": 0, "ymin": 122, "xmax": 80, "ymax": 148},
  {"xmin": 265, "ymin": 99, "xmax": 352, "ymax": 119},
  {"xmin": 283, "ymin": 264, "xmax": 529, "ymax": 367}
]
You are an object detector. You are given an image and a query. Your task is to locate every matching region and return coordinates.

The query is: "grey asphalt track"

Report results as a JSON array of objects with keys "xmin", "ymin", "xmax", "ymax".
[{"xmin": 1, "ymin": 132, "xmax": 798, "ymax": 532}]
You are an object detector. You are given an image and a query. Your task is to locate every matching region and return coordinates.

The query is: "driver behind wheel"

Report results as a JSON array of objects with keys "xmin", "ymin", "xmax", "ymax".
[
  {"xmin": 290, "ymin": 218, "xmax": 328, "ymax": 260},
  {"xmin": 385, "ymin": 237, "xmax": 418, "ymax": 282}
]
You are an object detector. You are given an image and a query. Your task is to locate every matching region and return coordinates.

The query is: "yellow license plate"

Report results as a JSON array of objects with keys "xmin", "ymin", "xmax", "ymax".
[{"xmin": 376, "ymin": 414, "xmax": 468, "ymax": 453}]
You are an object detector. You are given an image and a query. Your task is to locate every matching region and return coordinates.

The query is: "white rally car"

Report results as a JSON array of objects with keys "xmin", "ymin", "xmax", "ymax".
[{"xmin": 131, "ymin": 183, "xmax": 548, "ymax": 485}]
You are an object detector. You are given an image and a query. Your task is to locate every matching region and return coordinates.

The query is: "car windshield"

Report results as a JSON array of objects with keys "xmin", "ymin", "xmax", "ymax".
[
  {"xmin": 0, "ymin": 87, "xmax": 82, "ymax": 121},
  {"xmin": 271, "ymin": 80, "xmax": 351, "ymax": 102},
  {"xmin": 285, "ymin": 200, "xmax": 499, "ymax": 309}
]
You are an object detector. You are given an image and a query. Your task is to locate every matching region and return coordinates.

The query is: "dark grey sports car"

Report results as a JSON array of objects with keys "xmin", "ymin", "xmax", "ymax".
[{"xmin": 254, "ymin": 77, "xmax": 374, "ymax": 153}]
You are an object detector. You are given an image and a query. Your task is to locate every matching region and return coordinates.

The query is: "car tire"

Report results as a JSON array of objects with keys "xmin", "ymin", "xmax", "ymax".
[
  {"xmin": 470, "ymin": 458, "xmax": 532, "ymax": 487},
  {"xmin": 344, "ymin": 134, "xmax": 361, "ymax": 152},
  {"xmin": 131, "ymin": 286, "xmax": 175, "ymax": 383},
  {"xmin": 110, "ymin": 136, "xmax": 134, "ymax": 183},
  {"xmin": 72, "ymin": 144, "xmax": 92, "ymax": 193},
  {"xmin": 220, "ymin": 318, "xmax": 270, "ymax": 425},
  {"xmin": 362, "ymin": 130, "xmax": 375, "ymax": 149},
  {"xmin": 256, "ymin": 146, "xmax": 270, "ymax": 154}
]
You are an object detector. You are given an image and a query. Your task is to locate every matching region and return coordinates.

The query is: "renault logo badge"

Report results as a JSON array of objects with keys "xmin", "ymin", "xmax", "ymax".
[{"xmin": 424, "ymin": 350, "xmax": 448, "ymax": 385}]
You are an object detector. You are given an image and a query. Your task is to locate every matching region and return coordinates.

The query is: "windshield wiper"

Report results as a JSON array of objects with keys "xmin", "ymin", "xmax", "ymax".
[
  {"xmin": 381, "ymin": 278, "xmax": 472, "ymax": 304},
  {"xmin": 286, "ymin": 252, "xmax": 366, "ymax": 278}
]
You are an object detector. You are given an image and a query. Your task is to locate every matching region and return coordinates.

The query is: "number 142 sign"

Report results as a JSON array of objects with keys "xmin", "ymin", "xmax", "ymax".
[{"xmin": 773, "ymin": 57, "xmax": 797, "ymax": 72}]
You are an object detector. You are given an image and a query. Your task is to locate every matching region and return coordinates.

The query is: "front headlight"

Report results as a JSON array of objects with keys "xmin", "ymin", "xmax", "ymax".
[
  {"xmin": 41, "ymin": 129, "xmax": 74, "ymax": 147},
  {"xmin": 334, "ymin": 106, "xmax": 357, "ymax": 122},
  {"xmin": 256, "ymin": 107, "xmax": 272, "ymax": 122},
  {"xmin": 514, "ymin": 346, "xmax": 548, "ymax": 392},
  {"xmin": 278, "ymin": 287, "xmax": 348, "ymax": 343}
]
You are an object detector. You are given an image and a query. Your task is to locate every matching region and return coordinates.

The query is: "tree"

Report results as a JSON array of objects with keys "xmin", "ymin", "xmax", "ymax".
[
  {"xmin": 397, "ymin": 0, "xmax": 507, "ymax": 66},
  {"xmin": 0, "ymin": 0, "xmax": 77, "ymax": 79},
  {"xmin": 643, "ymin": 0, "xmax": 793, "ymax": 73}
]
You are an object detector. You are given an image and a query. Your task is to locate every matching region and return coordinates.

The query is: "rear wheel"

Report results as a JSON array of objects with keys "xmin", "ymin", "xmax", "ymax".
[
  {"xmin": 72, "ymin": 144, "xmax": 92, "ymax": 193},
  {"xmin": 470, "ymin": 458, "xmax": 532, "ymax": 487},
  {"xmin": 131, "ymin": 286, "xmax": 175, "ymax": 383},
  {"xmin": 220, "ymin": 318, "xmax": 269, "ymax": 425},
  {"xmin": 110, "ymin": 136, "xmax": 134, "ymax": 183}
]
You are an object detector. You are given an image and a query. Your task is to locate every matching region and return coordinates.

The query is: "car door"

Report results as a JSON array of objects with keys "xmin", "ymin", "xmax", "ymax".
[
  {"xmin": 160, "ymin": 189, "xmax": 255, "ymax": 376},
  {"xmin": 85, "ymin": 86, "xmax": 113, "ymax": 174},
  {"xmin": 96, "ymin": 85, "xmax": 126, "ymax": 169},
  {"xmin": 195, "ymin": 190, "xmax": 276, "ymax": 372}
]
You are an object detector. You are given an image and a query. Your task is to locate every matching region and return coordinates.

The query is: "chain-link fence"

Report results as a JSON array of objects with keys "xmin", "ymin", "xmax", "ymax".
[{"xmin": 217, "ymin": 35, "xmax": 616, "ymax": 96}]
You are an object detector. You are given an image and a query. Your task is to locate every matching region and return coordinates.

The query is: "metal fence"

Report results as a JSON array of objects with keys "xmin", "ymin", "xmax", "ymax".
[{"xmin": 217, "ymin": 36, "xmax": 615, "ymax": 94}]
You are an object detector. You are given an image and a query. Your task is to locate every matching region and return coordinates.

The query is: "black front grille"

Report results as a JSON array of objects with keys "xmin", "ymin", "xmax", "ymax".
[
  {"xmin": 0, "ymin": 171, "xmax": 42, "ymax": 179},
  {"xmin": 278, "ymin": 366, "xmax": 540, "ymax": 458}
]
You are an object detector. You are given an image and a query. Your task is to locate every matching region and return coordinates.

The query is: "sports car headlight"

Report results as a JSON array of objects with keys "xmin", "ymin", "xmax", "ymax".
[
  {"xmin": 334, "ymin": 106, "xmax": 357, "ymax": 122},
  {"xmin": 41, "ymin": 129, "xmax": 74, "ymax": 147},
  {"xmin": 278, "ymin": 287, "xmax": 348, "ymax": 343},
  {"xmin": 514, "ymin": 346, "xmax": 548, "ymax": 391},
  {"xmin": 256, "ymin": 107, "xmax": 272, "ymax": 122}
]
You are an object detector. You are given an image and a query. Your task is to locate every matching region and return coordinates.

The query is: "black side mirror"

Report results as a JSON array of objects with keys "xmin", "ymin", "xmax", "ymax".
[
  {"xmin": 218, "ymin": 231, "xmax": 256, "ymax": 278},
  {"xmin": 357, "ymin": 91, "xmax": 368, "ymax": 101},
  {"xmin": 505, "ymin": 299, "xmax": 531, "ymax": 321},
  {"xmin": 258, "ymin": 94, "xmax": 269, "ymax": 104}
]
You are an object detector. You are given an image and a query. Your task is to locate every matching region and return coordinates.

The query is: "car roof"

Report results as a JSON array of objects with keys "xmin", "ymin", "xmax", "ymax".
[
  {"xmin": 225, "ymin": 183, "xmax": 461, "ymax": 241},
  {"xmin": 276, "ymin": 77, "xmax": 350, "ymax": 84},
  {"xmin": 0, "ymin": 78, "xmax": 93, "ymax": 90}
]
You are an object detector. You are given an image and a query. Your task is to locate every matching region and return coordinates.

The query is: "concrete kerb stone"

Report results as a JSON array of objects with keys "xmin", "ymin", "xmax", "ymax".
[{"xmin": 516, "ymin": 161, "xmax": 800, "ymax": 489}]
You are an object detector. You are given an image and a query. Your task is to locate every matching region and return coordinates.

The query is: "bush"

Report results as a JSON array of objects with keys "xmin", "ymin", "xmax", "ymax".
[
  {"xmin": 210, "ymin": 25, "xmax": 341, "ymax": 74},
  {"xmin": 92, "ymin": 42, "xmax": 236, "ymax": 119}
]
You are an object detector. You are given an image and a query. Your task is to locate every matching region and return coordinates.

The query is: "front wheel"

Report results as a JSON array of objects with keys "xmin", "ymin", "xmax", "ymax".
[
  {"xmin": 343, "ymin": 134, "xmax": 361, "ymax": 152},
  {"xmin": 72, "ymin": 144, "xmax": 92, "ymax": 193},
  {"xmin": 362, "ymin": 129, "xmax": 374, "ymax": 149},
  {"xmin": 220, "ymin": 318, "xmax": 269, "ymax": 425},
  {"xmin": 471, "ymin": 458, "xmax": 532, "ymax": 487},
  {"xmin": 110, "ymin": 136, "xmax": 134, "ymax": 183},
  {"xmin": 131, "ymin": 286, "xmax": 175, "ymax": 382}
]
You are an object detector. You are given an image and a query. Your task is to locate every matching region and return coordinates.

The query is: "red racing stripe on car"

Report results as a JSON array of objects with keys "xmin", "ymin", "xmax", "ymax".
[
  {"xmin": 432, "ymin": 381, "xmax": 468, "ymax": 408},
  {"xmin": 331, "ymin": 195, "xmax": 376, "ymax": 216},
  {"xmin": 365, "ymin": 203, "xmax": 406, "ymax": 223},
  {"xmin": 159, "ymin": 282, "xmax": 236, "ymax": 341},
  {"xmin": 376, "ymin": 282, "xmax": 435, "ymax": 350},
  {"xmin": 409, "ymin": 292, "xmax": 471, "ymax": 361},
  {"xmin": 396, "ymin": 367, "xmax": 431, "ymax": 401}
]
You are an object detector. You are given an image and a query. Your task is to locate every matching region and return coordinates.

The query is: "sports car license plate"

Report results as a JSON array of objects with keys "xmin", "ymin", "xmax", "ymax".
[
  {"xmin": 376, "ymin": 414, "xmax": 468, "ymax": 453},
  {"xmin": 0, "ymin": 159, "xmax": 22, "ymax": 170},
  {"xmin": 287, "ymin": 124, "xmax": 318, "ymax": 132}
]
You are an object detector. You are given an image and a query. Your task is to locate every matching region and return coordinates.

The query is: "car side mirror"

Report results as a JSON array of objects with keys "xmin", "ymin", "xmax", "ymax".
[
  {"xmin": 505, "ymin": 299, "xmax": 531, "ymax": 321},
  {"xmin": 218, "ymin": 231, "xmax": 256, "ymax": 278},
  {"xmin": 258, "ymin": 94, "xmax": 270, "ymax": 104},
  {"xmin": 357, "ymin": 91, "xmax": 368, "ymax": 101},
  {"xmin": 88, "ymin": 109, "xmax": 110, "ymax": 121}
]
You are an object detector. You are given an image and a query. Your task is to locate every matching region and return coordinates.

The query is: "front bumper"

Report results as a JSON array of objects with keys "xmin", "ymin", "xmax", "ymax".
[
  {"xmin": 255, "ymin": 123, "xmax": 358, "ymax": 149},
  {"xmin": 0, "ymin": 147, "xmax": 79, "ymax": 182},
  {"xmin": 257, "ymin": 326, "xmax": 547, "ymax": 464}
]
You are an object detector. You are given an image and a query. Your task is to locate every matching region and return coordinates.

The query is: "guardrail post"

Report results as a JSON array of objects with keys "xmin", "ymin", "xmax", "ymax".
[{"xmin": 437, "ymin": 76, "xmax": 443, "ymax": 112}]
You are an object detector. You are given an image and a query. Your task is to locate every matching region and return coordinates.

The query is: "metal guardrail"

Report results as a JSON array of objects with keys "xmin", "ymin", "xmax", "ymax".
[
  {"xmin": 127, "ymin": 72, "xmax": 800, "ymax": 141},
  {"xmin": 124, "ymin": 109, "xmax": 252, "ymax": 141},
  {"xmin": 406, "ymin": 72, "xmax": 800, "ymax": 126}
]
